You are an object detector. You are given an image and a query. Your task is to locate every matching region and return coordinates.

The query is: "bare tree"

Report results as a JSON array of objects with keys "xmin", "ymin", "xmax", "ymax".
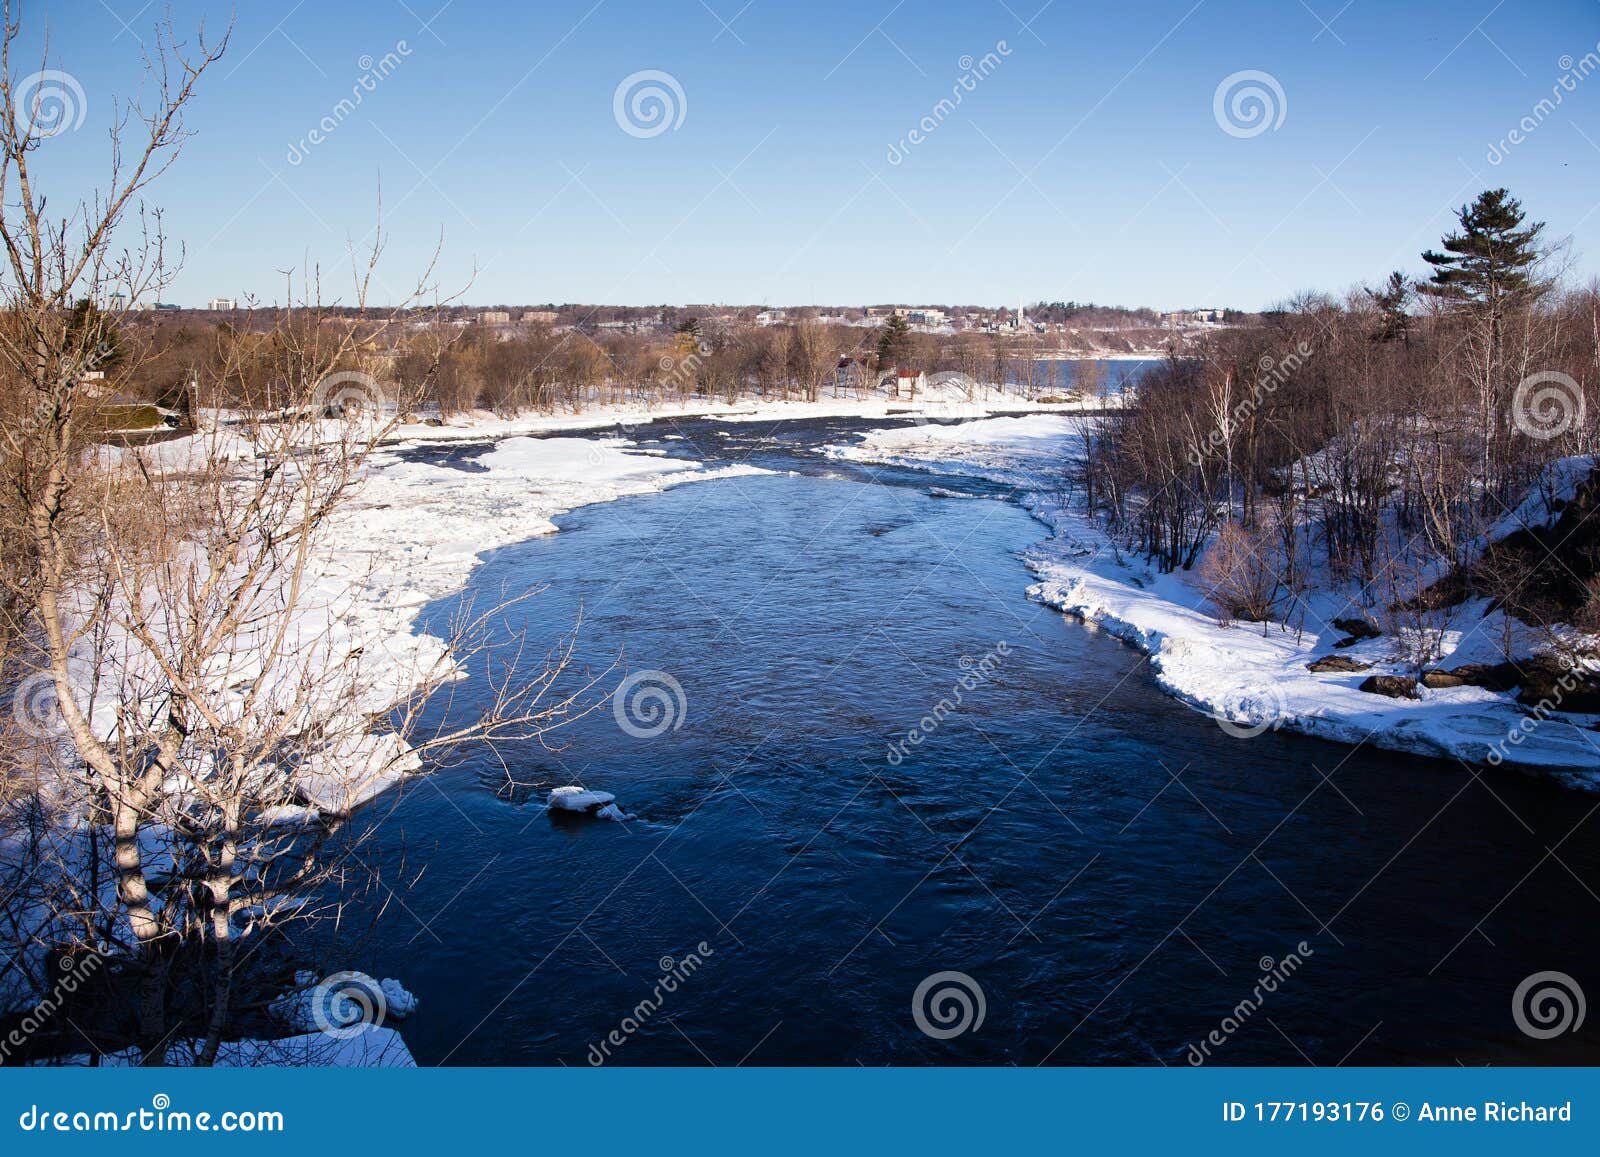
[{"xmin": 0, "ymin": 7, "xmax": 601, "ymax": 1065}]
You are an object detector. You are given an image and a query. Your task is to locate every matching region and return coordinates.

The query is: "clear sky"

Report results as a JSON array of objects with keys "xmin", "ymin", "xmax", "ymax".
[{"xmin": 20, "ymin": 0, "xmax": 1600, "ymax": 310}]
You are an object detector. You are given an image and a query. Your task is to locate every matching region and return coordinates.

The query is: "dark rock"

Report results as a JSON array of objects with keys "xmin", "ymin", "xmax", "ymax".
[
  {"xmin": 1421, "ymin": 670, "xmax": 1466, "ymax": 689},
  {"xmin": 1331, "ymin": 617, "xmax": 1381, "ymax": 640},
  {"xmin": 1358, "ymin": 674, "xmax": 1419, "ymax": 699},
  {"xmin": 1514, "ymin": 657, "xmax": 1600, "ymax": 713},
  {"xmin": 1307, "ymin": 655, "xmax": 1372, "ymax": 673},
  {"xmin": 1446, "ymin": 663, "xmax": 1521, "ymax": 692}
]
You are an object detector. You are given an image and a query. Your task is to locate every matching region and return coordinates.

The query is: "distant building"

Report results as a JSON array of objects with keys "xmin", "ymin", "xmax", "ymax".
[
  {"xmin": 755, "ymin": 309, "xmax": 787, "ymax": 326},
  {"xmin": 479, "ymin": 310, "xmax": 511, "ymax": 324},
  {"xmin": 1167, "ymin": 308, "xmax": 1227, "ymax": 324},
  {"xmin": 208, "ymin": 297, "xmax": 237, "ymax": 311},
  {"xmin": 522, "ymin": 310, "xmax": 558, "ymax": 324}
]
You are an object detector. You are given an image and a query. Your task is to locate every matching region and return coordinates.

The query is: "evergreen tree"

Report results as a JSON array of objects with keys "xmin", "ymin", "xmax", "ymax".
[
  {"xmin": 1421, "ymin": 189, "xmax": 1548, "ymax": 495},
  {"xmin": 1420, "ymin": 188, "xmax": 1544, "ymax": 314},
  {"xmin": 1366, "ymin": 271, "xmax": 1412, "ymax": 344},
  {"xmin": 65, "ymin": 297, "xmax": 125, "ymax": 373},
  {"xmin": 875, "ymin": 313, "xmax": 911, "ymax": 369}
]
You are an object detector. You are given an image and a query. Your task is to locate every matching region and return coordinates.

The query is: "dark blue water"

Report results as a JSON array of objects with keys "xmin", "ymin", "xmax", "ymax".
[{"xmin": 340, "ymin": 416, "xmax": 1600, "ymax": 1067}]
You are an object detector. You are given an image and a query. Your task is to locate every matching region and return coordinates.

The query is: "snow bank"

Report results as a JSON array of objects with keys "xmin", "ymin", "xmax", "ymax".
[
  {"xmin": 832, "ymin": 418, "xmax": 1600, "ymax": 790},
  {"xmin": 41, "ymin": 1027, "xmax": 416, "ymax": 1068},
  {"xmin": 270, "ymin": 970, "xmax": 418, "ymax": 1034},
  {"xmin": 826, "ymin": 413, "xmax": 1084, "ymax": 491},
  {"xmin": 87, "ymin": 429, "xmax": 768, "ymax": 818}
]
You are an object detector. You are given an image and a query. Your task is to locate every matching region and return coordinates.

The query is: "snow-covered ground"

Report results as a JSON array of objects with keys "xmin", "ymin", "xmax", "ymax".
[
  {"xmin": 40, "ymin": 1026, "xmax": 416, "ymax": 1067},
  {"xmin": 828, "ymin": 415, "xmax": 1600, "ymax": 791},
  {"xmin": 273, "ymin": 434, "xmax": 767, "ymax": 813},
  {"xmin": 380, "ymin": 383, "xmax": 1123, "ymax": 443}
]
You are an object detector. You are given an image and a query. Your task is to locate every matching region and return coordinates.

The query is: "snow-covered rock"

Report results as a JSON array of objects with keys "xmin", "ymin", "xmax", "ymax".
[
  {"xmin": 270, "ymin": 970, "xmax": 418, "ymax": 1033},
  {"xmin": 547, "ymin": 786, "xmax": 633, "ymax": 821}
]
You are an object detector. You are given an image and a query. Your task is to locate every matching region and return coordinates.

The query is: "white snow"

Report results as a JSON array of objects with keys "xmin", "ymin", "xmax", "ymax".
[
  {"xmin": 831, "ymin": 416, "xmax": 1600, "ymax": 790},
  {"xmin": 548, "ymin": 785, "xmax": 633, "ymax": 821},
  {"xmin": 40, "ymin": 1026, "xmax": 416, "ymax": 1068},
  {"xmin": 86, "ymin": 424, "xmax": 768, "ymax": 819},
  {"xmin": 270, "ymin": 971, "xmax": 418, "ymax": 1033}
]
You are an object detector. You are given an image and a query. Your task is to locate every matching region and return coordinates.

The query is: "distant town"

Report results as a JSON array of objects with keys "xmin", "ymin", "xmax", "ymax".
[{"xmin": 104, "ymin": 297, "xmax": 1245, "ymax": 360}]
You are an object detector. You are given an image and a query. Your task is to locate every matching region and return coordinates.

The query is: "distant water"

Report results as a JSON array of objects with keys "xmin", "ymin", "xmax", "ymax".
[{"xmin": 330, "ymin": 416, "xmax": 1600, "ymax": 1066}]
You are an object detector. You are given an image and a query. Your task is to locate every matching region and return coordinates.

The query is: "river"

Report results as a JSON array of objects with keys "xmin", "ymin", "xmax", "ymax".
[{"xmin": 328, "ymin": 415, "xmax": 1600, "ymax": 1066}]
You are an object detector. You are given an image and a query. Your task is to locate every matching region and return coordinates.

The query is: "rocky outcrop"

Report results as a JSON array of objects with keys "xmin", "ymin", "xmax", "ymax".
[
  {"xmin": 1307, "ymin": 655, "xmax": 1372, "ymax": 673},
  {"xmin": 1359, "ymin": 674, "xmax": 1419, "ymax": 699},
  {"xmin": 1331, "ymin": 617, "xmax": 1381, "ymax": 640}
]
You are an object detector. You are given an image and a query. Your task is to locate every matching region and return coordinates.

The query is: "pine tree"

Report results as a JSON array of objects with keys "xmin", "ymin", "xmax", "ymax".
[
  {"xmin": 1421, "ymin": 188, "xmax": 1547, "ymax": 498},
  {"xmin": 1366, "ymin": 271, "xmax": 1412, "ymax": 344},
  {"xmin": 1420, "ymin": 188, "xmax": 1544, "ymax": 315},
  {"xmin": 875, "ymin": 313, "xmax": 911, "ymax": 369},
  {"xmin": 65, "ymin": 297, "xmax": 125, "ymax": 373}
]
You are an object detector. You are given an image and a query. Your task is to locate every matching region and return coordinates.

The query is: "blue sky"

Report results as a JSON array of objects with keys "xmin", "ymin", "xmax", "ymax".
[{"xmin": 22, "ymin": 0, "xmax": 1600, "ymax": 310}]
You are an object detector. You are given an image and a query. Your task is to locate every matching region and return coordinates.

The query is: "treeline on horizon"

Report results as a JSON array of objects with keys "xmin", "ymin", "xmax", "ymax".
[{"xmin": 104, "ymin": 300, "xmax": 1184, "ymax": 417}]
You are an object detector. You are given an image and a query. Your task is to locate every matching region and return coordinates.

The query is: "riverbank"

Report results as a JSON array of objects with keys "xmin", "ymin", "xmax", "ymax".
[
  {"xmin": 826, "ymin": 415, "xmax": 1600, "ymax": 790},
  {"xmin": 379, "ymin": 382, "xmax": 1130, "ymax": 446}
]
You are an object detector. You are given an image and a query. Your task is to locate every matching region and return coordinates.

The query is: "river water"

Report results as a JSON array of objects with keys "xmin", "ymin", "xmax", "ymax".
[{"xmin": 334, "ymin": 415, "xmax": 1600, "ymax": 1066}]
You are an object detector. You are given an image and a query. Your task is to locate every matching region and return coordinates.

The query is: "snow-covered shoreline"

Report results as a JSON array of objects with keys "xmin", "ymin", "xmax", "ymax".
[
  {"xmin": 377, "ymin": 388, "xmax": 1124, "ymax": 443},
  {"xmin": 298, "ymin": 435, "xmax": 769, "ymax": 811},
  {"xmin": 827, "ymin": 414, "xmax": 1600, "ymax": 791}
]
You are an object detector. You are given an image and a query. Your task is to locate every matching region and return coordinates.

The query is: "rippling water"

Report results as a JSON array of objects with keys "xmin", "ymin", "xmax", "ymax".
[{"xmin": 337, "ymin": 416, "xmax": 1600, "ymax": 1066}]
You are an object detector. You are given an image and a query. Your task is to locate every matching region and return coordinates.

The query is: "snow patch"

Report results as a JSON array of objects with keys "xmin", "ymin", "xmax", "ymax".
[{"xmin": 548, "ymin": 785, "xmax": 634, "ymax": 821}]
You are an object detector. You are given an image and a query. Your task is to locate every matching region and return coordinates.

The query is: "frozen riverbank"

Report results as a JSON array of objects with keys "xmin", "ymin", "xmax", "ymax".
[
  {"xmin": 827, "ymin": 415, "xmax": 1600, "ymax": 790},
  {"xmin": 92, "ymin": 429, "xmax": 767, "ymax": 818}
]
